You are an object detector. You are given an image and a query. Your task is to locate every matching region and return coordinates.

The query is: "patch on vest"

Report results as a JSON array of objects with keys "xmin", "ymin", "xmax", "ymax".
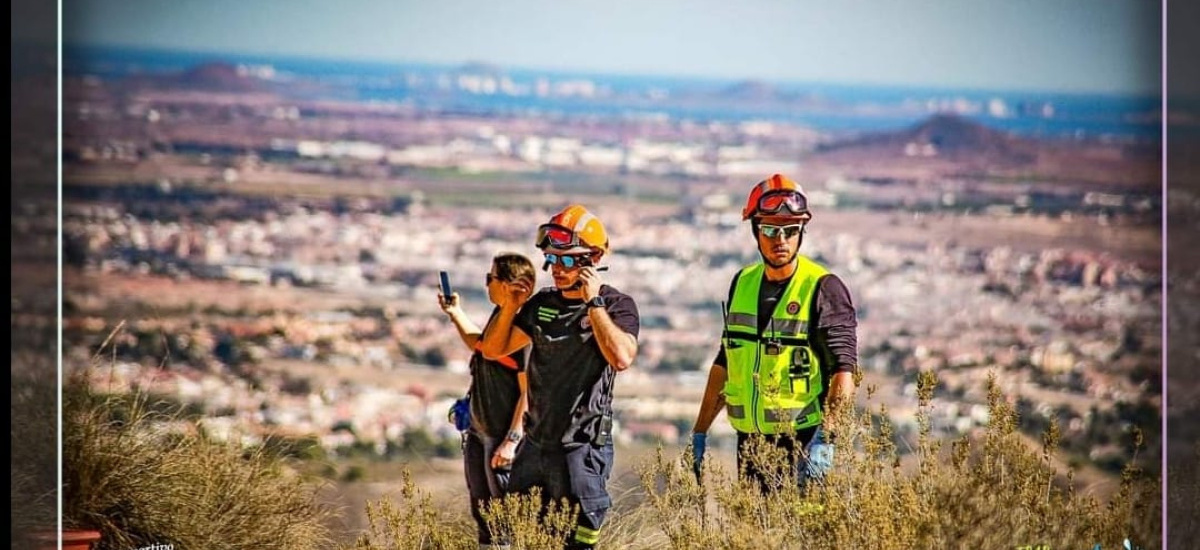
[
  {"xmin": 786, "ymin": 301, "xmax": 801, "ymax": 315},
  {"xmin": 580, "ymin": 315, "xmax": 592, "ymax": 330}
]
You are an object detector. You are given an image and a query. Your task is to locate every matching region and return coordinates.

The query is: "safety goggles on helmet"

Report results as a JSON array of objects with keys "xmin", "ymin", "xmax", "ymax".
[
  {"xmin": 756, "ymin": 191, "xmax": 809, "ymax": 218},
  {"xmin": 758, "ymin": 223, "xmax": 804, "ymax": 239},
  {"xmin": 543, "ymin": 252, "xmax": 593, "ymax": 270},
  {"xmin": 536, "ymin": 224, "xmax": 585, "ymax": 250}
]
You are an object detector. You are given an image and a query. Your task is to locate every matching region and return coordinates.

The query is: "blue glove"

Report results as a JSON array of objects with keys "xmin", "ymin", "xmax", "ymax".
[
  {"xmin": 448, "ymin": 396, "xmax": 471, "ymax": 432},
  {"xmin": 691, "ymin": 432, "xmax": 707, "ymax": 481}
]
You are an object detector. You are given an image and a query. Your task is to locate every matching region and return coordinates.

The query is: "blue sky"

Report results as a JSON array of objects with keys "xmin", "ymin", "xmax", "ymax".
[{"xmin": 63, "ymin": 0, "xmax": 1162, "ymax": 95}]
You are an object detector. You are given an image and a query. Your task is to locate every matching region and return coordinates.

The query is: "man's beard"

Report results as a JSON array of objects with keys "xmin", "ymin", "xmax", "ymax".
[{"xmin": 761, "ymin": 246, "xmax": 798, "ymax": 269}]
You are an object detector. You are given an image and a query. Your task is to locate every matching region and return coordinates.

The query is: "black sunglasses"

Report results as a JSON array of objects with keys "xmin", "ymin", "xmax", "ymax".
[{"xmin": 543, "ymin": 253, "xmax": 593, "ymax": 270}]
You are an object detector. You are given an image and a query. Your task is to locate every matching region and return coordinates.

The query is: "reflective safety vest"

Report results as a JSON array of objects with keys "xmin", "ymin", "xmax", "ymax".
[{"xmin": 722, "ymin": 257, "xmax": 828, "ymax": 435}]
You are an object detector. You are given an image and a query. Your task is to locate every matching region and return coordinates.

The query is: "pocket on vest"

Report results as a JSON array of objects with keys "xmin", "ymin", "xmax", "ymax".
[{"xmin": 722, "ymin": 384, "xmax": 747, "ymax": 421}]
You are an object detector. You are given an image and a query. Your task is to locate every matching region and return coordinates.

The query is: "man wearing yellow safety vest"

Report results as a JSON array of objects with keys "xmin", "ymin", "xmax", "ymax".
[{"xmin": 690, "ymin": 173, "xmax": 858, "ymax": 491}]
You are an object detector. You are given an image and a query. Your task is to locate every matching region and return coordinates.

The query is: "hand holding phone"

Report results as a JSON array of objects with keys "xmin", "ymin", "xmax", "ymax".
[
  {"xmin": 569, "ymin": 261, "xmax": 609, "ymax": 290},
  {"xmin": 438, "ymin": 271, "xmax": 458, "ymax": 309}
]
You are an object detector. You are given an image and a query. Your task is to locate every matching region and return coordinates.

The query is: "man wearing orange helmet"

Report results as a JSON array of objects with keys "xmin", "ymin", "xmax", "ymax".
[
  {"xmin": 479, "ymin": 204, "xmax": 640, "ymax": 550},
  {"xmin": 690, "ymin": 173, "xmax": 858, "ymax": 492}
]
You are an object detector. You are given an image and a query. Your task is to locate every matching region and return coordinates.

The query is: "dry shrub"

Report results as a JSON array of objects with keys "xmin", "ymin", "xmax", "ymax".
[
  {"xmin": 355, "ymin": 371, "xmax": 1161, "ymax": 549},
  {"xmin": 352, "ymin": 474, "xmax": 575, "ymax": 550},
  {"xmin": 352, "ymin": 469, "xmax": 474, "ymax": 550},
  {"xmin": 639, "ymin": 371, "xmax": 1161, "ymax": 550},
  {"xmin": 63, "ymin": 370, "xmax": 335, "ymax": 550}
]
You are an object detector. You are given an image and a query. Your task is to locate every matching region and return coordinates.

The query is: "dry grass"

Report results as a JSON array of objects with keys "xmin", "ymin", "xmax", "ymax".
[
  {"xmin": 62, "ymin": 366, "xmax": 337, "ymax": 550},
  {"xmin": 353, "ymin": 371, "xmax": 1161, "ymax": 549}
]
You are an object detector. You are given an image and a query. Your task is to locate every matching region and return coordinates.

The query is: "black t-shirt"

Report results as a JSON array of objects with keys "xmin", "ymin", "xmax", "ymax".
[
  {"xmin": 713, "ymin": 266, "xmax": 858, "ymax": 411},
  {"xmin": 515, "ymin": 285, "xmax": 640, "ymax": 447},
  {"xmin": 468, "ymin": 308, "xmax": 528, "ymax": 439}
]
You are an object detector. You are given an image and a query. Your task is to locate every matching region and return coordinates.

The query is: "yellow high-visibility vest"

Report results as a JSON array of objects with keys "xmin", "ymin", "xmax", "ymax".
[{"xmin": 723, "ymin": 257, "xmax": 828, "ymax": 434}]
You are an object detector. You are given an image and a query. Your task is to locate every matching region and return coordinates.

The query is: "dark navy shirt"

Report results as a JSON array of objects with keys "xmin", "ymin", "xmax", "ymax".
[{"xmin": 515, "ymin": 285, "xmax": 640, "ymax": 447}]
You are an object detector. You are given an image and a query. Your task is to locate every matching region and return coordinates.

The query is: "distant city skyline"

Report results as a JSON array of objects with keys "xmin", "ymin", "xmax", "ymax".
[{"xmin": 64, "ymin": 0, "xmax": 1161, "ymax": 95}]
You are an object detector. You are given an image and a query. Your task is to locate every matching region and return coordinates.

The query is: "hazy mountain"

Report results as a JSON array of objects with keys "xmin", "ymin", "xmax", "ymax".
[
  {"xmin": 178, "ymin": 62, "xmax": 267, "ymax": 92},
  {"xmin": 818, "ymin": 113, "xmax": 1036, "ymax": 163},
  {"xmin": 811, "ymin": 114, "xmax": 1158, "ymax": 186}
]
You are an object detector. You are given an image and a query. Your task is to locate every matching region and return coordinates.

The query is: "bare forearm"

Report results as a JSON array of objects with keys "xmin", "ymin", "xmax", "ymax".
[
  {"xmin": 447, "ymin": 310, "xmax": 482, "ymax": 350},
  {"xmin": 479, "ymin": 305, "xmax": 522, "ymax": 359},
  {"xmin": 506, "ymin": 373, "xmax": 529, "ymax": 437},
  {"xmin": 492, "ymin": 372, "xmax": 528, "ymax": 467},
  {"xmin": 588, "ymin": 308, "xmax": 637, "ymax": 370},
  {"xmin": 692, "ymin": 364, "xmax": 727, "ymax": 434},
  {"xmin": 826, "ymin": 370, "xmax": 857, "ymax": 416}
]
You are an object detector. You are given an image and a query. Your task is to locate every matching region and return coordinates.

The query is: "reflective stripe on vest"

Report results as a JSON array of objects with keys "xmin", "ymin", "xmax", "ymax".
[
  {"xmin": 722, "ymin": 257, "xmax": 828, "ymax": 435},
  {"xmin": 726, "ymin": 401, "xmax": 819, "ymax": 425}
]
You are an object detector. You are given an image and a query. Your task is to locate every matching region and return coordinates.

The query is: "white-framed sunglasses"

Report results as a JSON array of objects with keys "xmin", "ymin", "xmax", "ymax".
[{"xmin": 758, "ymin": 223, "xmax": 804, "ymax": 239}]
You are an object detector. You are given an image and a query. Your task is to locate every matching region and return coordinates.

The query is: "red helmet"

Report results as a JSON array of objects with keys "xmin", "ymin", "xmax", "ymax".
[
  {"xmin": 536, "ymin": 204, "xmax": 610, "ymax": 255},
  {"xmin": 742, "ymin": 173, "xmax": 812, "ymax": 221}
]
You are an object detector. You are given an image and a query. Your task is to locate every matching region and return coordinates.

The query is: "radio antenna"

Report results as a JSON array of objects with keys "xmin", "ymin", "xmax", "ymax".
[{"xmin": 720, "ymin": 300, "xmax": 731, "ymax": 351}]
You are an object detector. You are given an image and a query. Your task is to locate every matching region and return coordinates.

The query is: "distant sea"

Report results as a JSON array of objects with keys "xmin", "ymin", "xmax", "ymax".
[{"xmin": 65, "ymin": 45, "xmax": 1161, "ymax": 141}]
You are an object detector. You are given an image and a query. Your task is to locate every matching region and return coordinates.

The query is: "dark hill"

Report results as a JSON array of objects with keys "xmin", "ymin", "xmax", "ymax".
[
  {"xmin": 817, "ymin": 114, "xmax": 1036, "ymax": 164},
  {"xmin": 718, "ymin": 79, "xmax": 779, "ymax": 101},
  {"xmin": 178, "ymin": 62, "xmax": 266, "ymax": 92}
]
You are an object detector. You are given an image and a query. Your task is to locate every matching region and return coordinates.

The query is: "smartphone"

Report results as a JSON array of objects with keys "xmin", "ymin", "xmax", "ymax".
[
  {"xmin": 567, "ymin": 264, "xmax": 609, "ymax": 289},
  {"xmin": 439, "ymin": 271, "xmax": 453, "ymax": 297}
]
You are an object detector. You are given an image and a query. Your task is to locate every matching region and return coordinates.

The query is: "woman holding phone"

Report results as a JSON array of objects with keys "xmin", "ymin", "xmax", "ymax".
[{"xmin": 438, "ymin": 252, "xmax": 536, "ymax": 550}]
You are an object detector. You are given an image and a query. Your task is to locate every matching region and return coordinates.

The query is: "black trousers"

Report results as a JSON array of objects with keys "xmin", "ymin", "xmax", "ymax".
[
  {"xmin": 735, "ymin": 425, "xmax": 832, "ymax": 493},
  {"xmin": 464, "ymin": 431, "xmax": 511, "ymax": 545},
  {"xmin": 509, "ymin": 439, "xmax": 615, "ymax": 549}
]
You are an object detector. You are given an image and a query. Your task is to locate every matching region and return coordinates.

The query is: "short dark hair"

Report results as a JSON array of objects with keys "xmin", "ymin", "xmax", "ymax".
[{"xmin": 493, "ymin": 252, "xmax": 536, "ymax": 287}]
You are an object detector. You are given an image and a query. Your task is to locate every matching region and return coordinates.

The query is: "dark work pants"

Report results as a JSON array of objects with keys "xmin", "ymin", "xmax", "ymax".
[
  {"xmin": 464, "ymin": 431, "xmax": 511, "ymax": 545},
  {"xmin": 509, "ymin": 439, "xmax": 615, "ymax": 549},
  {"xmin": 736, "ymin": 426, "xmax": 833, "ymax": 493}
]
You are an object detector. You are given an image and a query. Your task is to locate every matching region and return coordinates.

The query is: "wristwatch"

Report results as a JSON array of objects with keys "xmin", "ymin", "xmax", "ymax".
[
  {"xmin": 505, "ymin": 430, "xmax": 523, "ymax": 443},
  {"xmin": 586, "ymin": 296, "xmax": 606, "ymax": 309}
]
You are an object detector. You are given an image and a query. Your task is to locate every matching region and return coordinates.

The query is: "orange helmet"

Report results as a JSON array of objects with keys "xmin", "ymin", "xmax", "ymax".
[
  {"xmin": 536, "ymin": 204, "xmax": 610, "ymax": 255},
  {"xmin": 742, "ymin": 173, "xmax": 812, "ymax": 221}
]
